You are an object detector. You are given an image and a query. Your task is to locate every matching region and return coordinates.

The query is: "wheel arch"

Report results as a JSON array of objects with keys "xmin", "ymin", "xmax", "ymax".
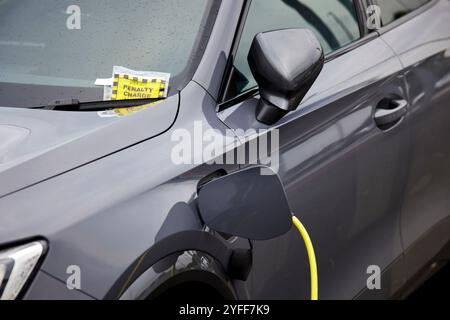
[{"xmin": 117, "ymin": 250, "xmax": 237, "ymax": 300}]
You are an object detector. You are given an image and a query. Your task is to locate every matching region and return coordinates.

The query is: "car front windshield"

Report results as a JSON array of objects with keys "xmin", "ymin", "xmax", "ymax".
[{"xmin": 0, "ymin": 0, "xmax": 213, "ymax": 108}]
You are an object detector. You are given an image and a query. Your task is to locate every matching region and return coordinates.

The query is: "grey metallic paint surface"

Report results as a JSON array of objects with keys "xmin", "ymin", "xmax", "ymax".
[
  {"xmin": 219, "ymin": 35, "xmax": 409, "ymax": 299},
  {"xmin": 23, "ymin": 271, "xmax": 94, "ymax": 300},
  {"xmin": 193, "ymin": 0, "xmax": 243, "ymax": 100},
  {"xmin": 379, "ymin": 0, "xmax": 450, "ymax": 283},
  {"xmin": 0, "ymin": 81, "xmax": 240, "ymax": 298},
  {"xmin": 0, "ymin": 0, "xmax": 448, "ymax": 300},
  {"xmin": 0, "ymin": 94, "xmax": 179, "ymax": 197}
]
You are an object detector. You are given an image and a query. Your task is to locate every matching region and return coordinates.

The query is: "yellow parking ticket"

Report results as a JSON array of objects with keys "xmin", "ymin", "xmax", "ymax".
[{"xmin": 111, "ymin": 74, "xmax": 167, "ymax": 100}]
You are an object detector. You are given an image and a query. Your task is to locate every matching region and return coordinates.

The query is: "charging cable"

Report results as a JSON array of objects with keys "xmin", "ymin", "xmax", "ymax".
[{"xmin": 292, "ymin": 215, "xmax": 318, "ymax": 300}]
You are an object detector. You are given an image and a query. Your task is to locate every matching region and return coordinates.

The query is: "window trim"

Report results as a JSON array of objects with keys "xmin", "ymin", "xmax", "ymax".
[
  {"xmin": 355, "ymin": 0, "xmax": 373, "ymax": 37},
  {"xmin": 217, "ymin": 0, "xmax": 252, "ymax": 104},
  {"xmin": 374, "ymin": 0, "xmax": 438, "ymax": 35},
  {"xmin": 217, "ymin": 0, "xmax": 376, "ymax": 111},
  {"xmin": 171, "ymin": 0, "xmax": 222, "ymax": 95}
]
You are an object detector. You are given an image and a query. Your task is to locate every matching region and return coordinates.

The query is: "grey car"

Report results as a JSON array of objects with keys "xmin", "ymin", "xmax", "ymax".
[{"xmin": 0, "ymin": 0, "xmax": 450, "ymax": 300}]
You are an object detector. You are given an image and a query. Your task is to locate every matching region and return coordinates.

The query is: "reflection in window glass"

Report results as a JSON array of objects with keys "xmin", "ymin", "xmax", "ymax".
[
  {"xmin": 377, "ymin": 0, "xmax": 430, "ymax": 26},
  {"xmin": 228, "ymin": 0, "xmax": 360, "ymax": 98},
  {"xmin": 0, "ymin": 0, "xmax": 208, "ymax": 88}
]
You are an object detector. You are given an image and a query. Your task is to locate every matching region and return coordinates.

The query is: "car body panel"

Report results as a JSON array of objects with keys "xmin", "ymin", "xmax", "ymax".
[
  {"xmin": 379, "ymin": 0, "xmax": 450, "ymax": 280},
  {"xmin": 0, "ymin": 94, "xmax": 179, "ymax": 197},
  {"xmin": 193, "ymin": 0, "xmax": 243, "ymax": 100},
  {"xmin": 23, "ymin": 271, "xmax": 94, "ymax": 300},
  {"xmin": 0, "ymin": 0, "xmax": 449, "ymax": 300},
  {"xmin": 0, "ymin": 81, "xmax": 239, "ymax": 299},
  {"xmin": 219, "ymin": 34, "xmax": 410, "ymax": 299}
]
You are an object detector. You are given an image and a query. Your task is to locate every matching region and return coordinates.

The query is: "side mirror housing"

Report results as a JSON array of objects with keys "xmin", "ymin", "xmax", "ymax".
[
  {"xmin": 248, "ymin": 28, "xmax": 324, "ymax": 125},
  {"xmin": 197, "ymin": 167, "xmax": 292, "ymax": 241}
]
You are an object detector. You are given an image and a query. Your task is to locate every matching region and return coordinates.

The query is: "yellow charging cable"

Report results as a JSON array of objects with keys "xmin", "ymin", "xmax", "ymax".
[{"xmin": 292, "ymin": 215, "xmax": 318, "ymax": 300}]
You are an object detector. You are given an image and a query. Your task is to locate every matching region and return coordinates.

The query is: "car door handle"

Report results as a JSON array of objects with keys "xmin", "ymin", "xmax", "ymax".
[{"xmin": 374, "ymin": 99, "xmax": 408, "ymax": 127}]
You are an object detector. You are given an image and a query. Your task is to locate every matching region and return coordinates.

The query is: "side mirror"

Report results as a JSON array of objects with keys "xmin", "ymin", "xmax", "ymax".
[
  {"xmin": 248, "ymin": 28, "xmax": 324, "ymax": 125},
  {"xmin": 197, "ymin": 167, "xmax": 292, "ymax": 241}
]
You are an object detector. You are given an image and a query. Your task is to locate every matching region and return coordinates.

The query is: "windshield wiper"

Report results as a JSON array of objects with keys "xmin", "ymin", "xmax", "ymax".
[{"xmin": 31, "ymin": 98, "xmax": 164, "ymax": 111}]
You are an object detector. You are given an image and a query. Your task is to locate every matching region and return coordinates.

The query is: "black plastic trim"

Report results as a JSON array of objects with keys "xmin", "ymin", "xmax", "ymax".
[
  {"xmin": 217, "ymin": 0, "xmax": 379, "ymax": 110},
  {"xmin": 217, "ymin": 0, "xmax": 252, "ymax": 104},
  {"xmin": 147, "ymin": 269, "xmax": 236, "ymax": 300},
  {"xmin": 104, "ymin": 230, "xmax": 234, "ymax": 300}
]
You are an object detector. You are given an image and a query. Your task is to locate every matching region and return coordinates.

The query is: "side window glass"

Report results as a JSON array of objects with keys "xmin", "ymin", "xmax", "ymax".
[
  {"xmin": 225, "ymin": 0, "xmax": 361, "ymax": 100},
  {"xmin": 377, "ymin": 0, "xmax": 431, "ymax": 26}
]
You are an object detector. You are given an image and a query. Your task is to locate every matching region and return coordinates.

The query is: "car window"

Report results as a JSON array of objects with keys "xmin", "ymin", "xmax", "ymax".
[
  {"xmin": 225, "ymin": 0, "xmax": 361, "ymax": 100},
  {"xmin": 377, "ymin": 0, "xmax": 431, "ymax": 26},
  {"xmin": 0, "ymin": 0, "xmax": 214, "ymax": 107}
]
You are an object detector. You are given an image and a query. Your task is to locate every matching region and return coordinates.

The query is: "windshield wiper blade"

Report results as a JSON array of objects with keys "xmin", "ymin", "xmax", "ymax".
[{"xmin": 32, "ymin": 98, "xmax": 163, "ymax": 111}]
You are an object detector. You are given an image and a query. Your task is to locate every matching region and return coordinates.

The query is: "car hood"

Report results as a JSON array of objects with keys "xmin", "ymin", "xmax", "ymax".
[{"xmin": 0, "ymin": 95, "xmax": 179, "ymax": 198}]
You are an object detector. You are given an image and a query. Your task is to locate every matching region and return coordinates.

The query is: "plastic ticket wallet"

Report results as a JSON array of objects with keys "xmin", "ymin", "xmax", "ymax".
[
  {"xmin": 98, "ymin": 66, "xmax": 171, "ymax": 101},
  {"xmin": 112, "ymin": 75, "xmax": 166, "ymax": 100},
  {"xmin": 111, "ymin": 66, "xmax": 170, "ymax": 100},
  {"xmin": 95, "ymin": 66, "xmax": 170, "ymax": 117}
]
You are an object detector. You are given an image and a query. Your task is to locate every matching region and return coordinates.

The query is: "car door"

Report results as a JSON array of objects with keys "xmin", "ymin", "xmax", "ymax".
[
  {"xmin": 218, "ymin": 0, "xmax": 411, "ymax": 299},
  {"xmin": 376, "ymin": 0, "xmax": 450, "ymax": 283}
]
